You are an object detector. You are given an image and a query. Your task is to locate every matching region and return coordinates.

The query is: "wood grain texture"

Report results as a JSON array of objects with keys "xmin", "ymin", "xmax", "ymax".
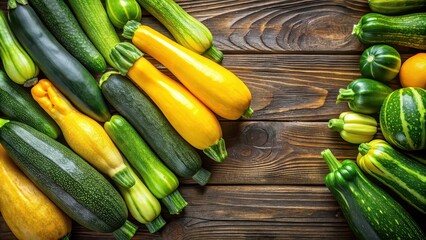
[{"xmin": 0, "ymin": 0, "xmax": 424, "ymax": 240}]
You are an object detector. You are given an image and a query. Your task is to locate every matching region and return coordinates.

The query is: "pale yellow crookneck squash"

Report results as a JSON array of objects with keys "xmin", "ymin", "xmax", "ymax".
[
  {"xmin": 109, "ymin": 43, "xmax": 227, "ymax": 162},
  {"xmin": 31, "ymin": 79, "xmax": 135, "ymax": 188},
  {"xmin": 0, "ymin": 144, "xmax": 72, "ymax": 240},
  {"xmin": 123, "ymin": 21, "xmax": 253, "ymax": 120}
]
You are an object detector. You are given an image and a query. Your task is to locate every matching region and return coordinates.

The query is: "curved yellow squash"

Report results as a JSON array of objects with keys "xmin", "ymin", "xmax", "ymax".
[
  {"xmin": 128, "ymin": 23, "xmax": 253, "ymax": 120},
  {"xmin": 31, "ymin": 79, "xmax": 135, "ymax": 189},
  {"xmin": 0, "ymin": 145, "xmax": 72, "ymax": 240}
]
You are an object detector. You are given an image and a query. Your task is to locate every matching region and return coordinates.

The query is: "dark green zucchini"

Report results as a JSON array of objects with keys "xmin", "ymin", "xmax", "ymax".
[
  {"xmin": 322, "ymin": 149, "xmax": 425, "ymax": 240},
  {"xmin": 353, "ymin": 12, "xmax": 426, "ymax": 50},
  {"xmin": 368, "ymin": 0, "xmax": 426, "ymax": 15},
  {"xmin": 359, "ymin": 44, "xmax": 401, "ymax": 82},
  {"xmin": 0, "ymin": 70, "xmax": 60, "ymax": 139},
  {"xmin": 0, "ymin": 119, "xmax": 137, "ymax": 238},
  {"xmin": 7, "ymin": 0, "xmax": 110, "ymax": 122},
  {"xmin": 336, "ymin": 78, "xmax": 393, "ymax": 114},
  {"xmin": 28, "ymin": 0, "xmax": 106, "ymax": 73},
  {"xmin": 100, "ymin": 72, "xmax": 211, "ymax": 186}
]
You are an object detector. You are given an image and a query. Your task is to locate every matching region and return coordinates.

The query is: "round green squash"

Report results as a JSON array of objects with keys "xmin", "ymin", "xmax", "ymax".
[
  {"xmin": 360, "ymin": 44, "xmax": 401, "ymax": 82},
  {"xmin": 105, "ymin": 0, "xmax": 142, "ymax": 29},
  {"xmin": 380, "ymin": 87, "xmax": 426, "ymax": 151}
]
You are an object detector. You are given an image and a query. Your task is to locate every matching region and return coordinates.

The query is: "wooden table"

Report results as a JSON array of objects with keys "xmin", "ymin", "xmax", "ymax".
[{"xmin": 1, "ymin": 0, "xmax": 425, "ymax": 239}]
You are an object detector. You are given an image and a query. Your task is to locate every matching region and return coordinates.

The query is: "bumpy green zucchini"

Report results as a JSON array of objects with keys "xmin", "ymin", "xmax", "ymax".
[
  {"xmin": 380, "ymin": 87, "xmax": 426, "ymax": 151},
  {"xmin": 29, "ymin": 0, "xmax": 106, "ymax": 73},
  {"xmin": 0, "ymin": 119, "xmax": 137, "ymax": 238}
]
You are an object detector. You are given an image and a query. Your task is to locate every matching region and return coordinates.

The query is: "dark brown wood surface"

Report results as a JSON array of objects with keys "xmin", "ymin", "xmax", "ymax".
[{"xmin": 0, "ymin": 0, "xmax": 424, "ymax": 239}]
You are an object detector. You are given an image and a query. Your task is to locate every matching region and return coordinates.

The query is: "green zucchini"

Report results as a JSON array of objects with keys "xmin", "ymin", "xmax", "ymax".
[
  {"xmin": 105, "ymin": 114, "xmax": 187, "ymax": 215},
  {"xmin": 0, "ymin": 70, "xmax": 60, "ymax": 139},
  {"xmin": 353, "ymin": 12, "xmax": 426, "ymax": 50},
  {"xmin": 357, "ymin": 139, "xmax": 426, "ymax": 213},
  {"xmin": 0, "ymin": 10, "xmax": 38, "ymax": 86},
  {"xmin": 368, "ymin": 0, "xmax": 426, "ymax": 15},
  {"xmin": 29, "ymin": 0, "xmax": 106, "ymax": 73},
  {"xmin": 0, "ymin": 119, "xmax": 137, "ymax": 238},
  {"xmin": 7, "ymin": 0, "xmax": 110, "ymax": 122},
  {"xmin": 136, "ymin": 0, "xmax": 223, "ymax": 63},
  {"xmin": 359, "ymin": 44, "xmax": 401, "ymax": 82},
  {"xmin": 100, "ymin": 72, "xmax": 211, "ymax": 186},
  {"xmin": 328, "ymin": 111, "xmax": 377, "ymax": 144},
  {"xmin": 67, "ymin": 0, "xmax": 120, "ymax": 69},
  {"xmin": 380, "ymin": 87, "xmax": 426, "ymax": 151},
  {"xmin": 336, "ymin": 78, "xmax": 393, "ymax": 114},
  {"xmin": 105, "ymin": 0, "xmax": 142, "ymax": 29},
  {"xmin": 321, "ymin": 149, "xmax": 425, "ymax": 240},
  {"xmin": 116, "ymin": 160, "xmax": 166, "ymax": 233}
]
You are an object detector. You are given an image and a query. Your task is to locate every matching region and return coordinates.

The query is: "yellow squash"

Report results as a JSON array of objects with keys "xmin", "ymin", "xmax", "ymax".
[
  {"xmin": 0, "ymin": 144, "xmax": 72, "ymax": 240},
  {"xmin": 110, "ymin": 43, "xmax": 227, "ymax": 162},
  {"xmin": 123, "ymin": 21, "xmax": 253, "ymax": 120},
  {"xmin": 31, "ymin": 79, "xmax": 135, "ymax": 188}
]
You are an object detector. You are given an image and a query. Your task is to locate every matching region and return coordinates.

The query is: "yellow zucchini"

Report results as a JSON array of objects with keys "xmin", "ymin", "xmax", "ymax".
[
  {"xmin": 30, "ymin": 79, "xmax": 135, "ymax": 189},
  {"xmin": 0, "ymin": 144, "xmax": 72, "ymax": 240}
]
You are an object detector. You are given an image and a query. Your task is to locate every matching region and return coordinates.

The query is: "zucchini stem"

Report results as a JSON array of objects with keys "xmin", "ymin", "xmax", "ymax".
[
  {"xmin": 7, "ymin": 0, "xmax": 28, "ymax": 9},
  {"xmin": 23, "ymin": 77, "xmax": 38, "ymax": 87},
  {"xmin": 202, "ymin": 45, "xmax": 224, "ymax": 63},
  {"xmin": 160, "ymin": 190, "xmax": 188, "ymax": 215},
  {"xmin": 145, "ymin": 215, "xmax": 166, "ymax": 233},
  {"xmin": 110, "ymin": 42, "xmax": 143, "ymax": 75},
  {"xmin": 192, "ymin": 167, "xmax": 212, "ymax": 186},
  {"xmin": 241, "ymin": 107, "xmax": 254, "ymax": 119},
  {"xmin": 111, "ymin": 167, "xmax": 136, "ymax": 189},
  {"xmin": 112, "ymin": 220, "xmax": 138, "ymax": 240},
  {"xmin": 328, "ymin": 119, "xmax": 344, "ymax": 132},
  {"xmin": 122, "ymin": 20, "xmax": 141, "ymax": 40},
  {"xmin": 321, "ymin": 149, "xmax": 342, "ymax": 172},
  {"xmin": 203, "ymin": 137, "xmax": 227, "ymax": 162},
  {"xmin": 336, "ymin": 89, "xmax": 355, "ymax": 104},
  {"xmin": 357, "ymin": 143, "xmax": 371, "ymax": 156},
  {"xmin": 99, "ymin": 71, "xmax": 120, "ymax": 88}
]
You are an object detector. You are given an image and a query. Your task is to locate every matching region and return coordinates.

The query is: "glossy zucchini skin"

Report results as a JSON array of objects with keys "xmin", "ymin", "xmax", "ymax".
[
  {"xmin": 0, "ymin": 120, "xmax": 128, "ymax": 233},
  {"xmin": 353, "ymin": 12, "xmax": 426, "ymax": 50},
  {"xmin": 0, "ymin": 10, "xmax": 38, "ymax": 86},
  {"xmin": 336, "ymin": 78, "xmax": 393, "ymax": 114},
  {"xmin": 29, "ymin": 0, "xmax": 106, "ymax": 73},
  {"xmin": 105, "ymin": 0, "xmax": 142, "ymax": 29},
  {"xmin": 357, "ymin": 139, "xmax": 426, "ymax": 213},
  {"xmin": 7, "ymin": 1, "xmax": 110, "ymax": 122},
  {"xmin": 380, "ymin": 87, "xmax": 426, "ymax": 151},
  {"xmin": 368, "ymin": 0, "xmax": 426, "ymax": 15},
  {"xmin": 359, "ymin": 44, "xmax": 401, "ymax": 82},
  {"xmin": 100, "ymin": 72, "xmax": 211, "ymax": 186},
  {"xmin": 0, "ymin": 70, "xmax": 60, "ymax": 139},
  {"xmin": 322, "ymin": 149, "xmax": 426, "ymax": 240}
]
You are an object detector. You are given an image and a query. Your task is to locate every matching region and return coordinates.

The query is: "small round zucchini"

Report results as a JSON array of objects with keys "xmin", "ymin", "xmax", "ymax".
[
  {"xmin": 106, "ymin": 0, "xmax": 142, "ymax": 29},
  {"xmin": 359, "ymin": 44, "xmax": 401, "ymax": 82}
]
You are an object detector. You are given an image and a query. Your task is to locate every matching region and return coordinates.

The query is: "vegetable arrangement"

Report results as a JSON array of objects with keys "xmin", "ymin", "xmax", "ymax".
[
  {"xmin": 0, "ymin": 0, "xmax": 252, "ymax": 238},
  {"xmin": 325, "ymin": 2, "xmax": 426, "ymax": 239}
]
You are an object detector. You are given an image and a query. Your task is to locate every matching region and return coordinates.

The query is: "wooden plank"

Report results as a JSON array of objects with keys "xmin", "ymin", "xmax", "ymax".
[
  {"xmin": 0, "ymin": 185, "xmax": 355, "ymax": 240},
  {"xmin": 192, "ymin": 121, "xmax": 361, "ymax": 185}
]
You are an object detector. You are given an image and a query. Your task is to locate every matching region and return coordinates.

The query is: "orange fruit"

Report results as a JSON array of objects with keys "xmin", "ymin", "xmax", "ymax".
[{"xmin": 399, "ymin": 53, "xmax": 426, "ymax": 88}]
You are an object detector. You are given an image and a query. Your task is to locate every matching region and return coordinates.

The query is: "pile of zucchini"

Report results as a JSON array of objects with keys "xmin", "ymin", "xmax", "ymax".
[
  {"xmin": 0, "ymin": 0, "xmax": 253, "ymax": 239},
  {"xmin": 326, "ymin": 1, "xmax": 426, "ymax": 239}
]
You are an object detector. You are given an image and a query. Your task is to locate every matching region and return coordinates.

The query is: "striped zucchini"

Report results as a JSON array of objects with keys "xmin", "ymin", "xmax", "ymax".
[
  {"xmin": 105, "ymin": 0, "xmax": 142, "ymax": 29},
  {"xmin": 359, "ymin": 44, "xmax": 401, "ymax": 82},
  {"xmin": 353, "ymin": 12, "xmax": 426, "ymax": 50},
  {"xmin": 0, "ymin": 10, "xmax": 38, "ymax": 86},
  {"xmin": 380, "ymin": 87, "xmax": 426, "ymax": 151},
  {"xmin": 357, "ymin": 139, "xmax": 426, "ymax": 213}
]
